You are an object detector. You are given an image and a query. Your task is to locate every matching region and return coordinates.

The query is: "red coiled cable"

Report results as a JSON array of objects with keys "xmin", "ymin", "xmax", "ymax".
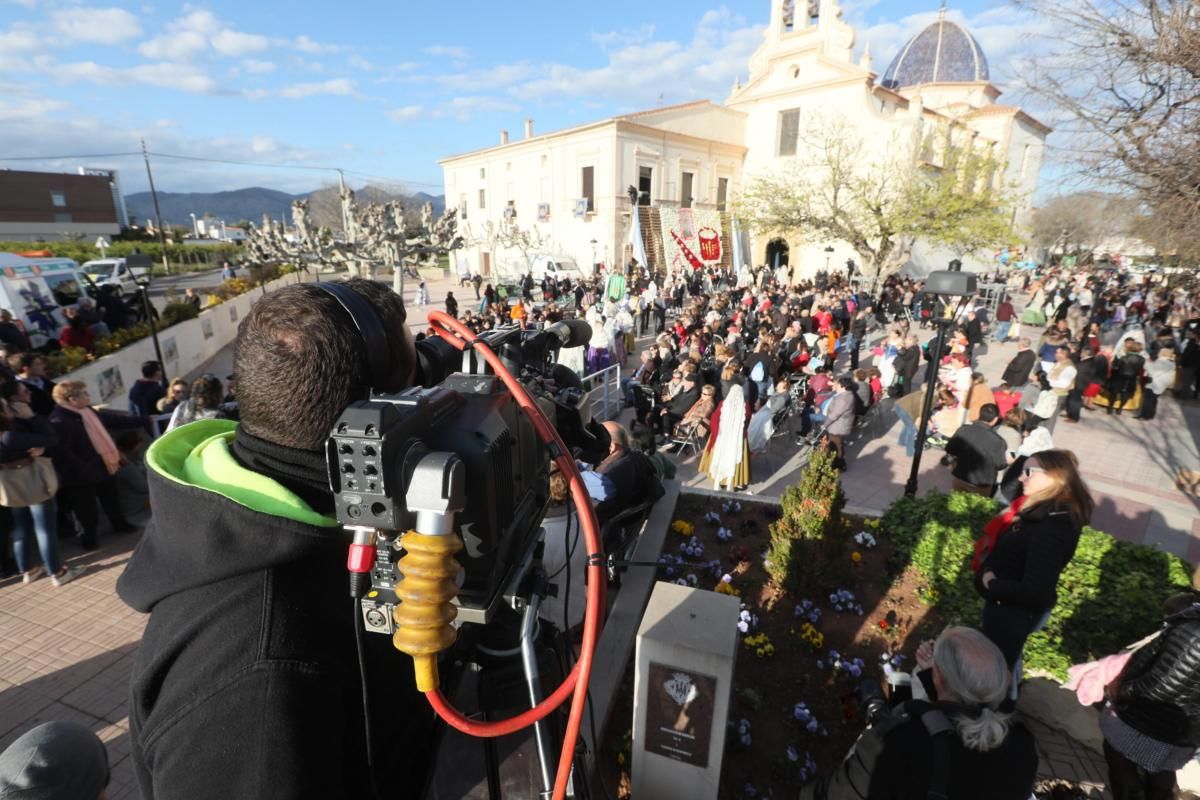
[{"xmin": 424, "ymin": 311, "xmax": 606, "ymax": 800}]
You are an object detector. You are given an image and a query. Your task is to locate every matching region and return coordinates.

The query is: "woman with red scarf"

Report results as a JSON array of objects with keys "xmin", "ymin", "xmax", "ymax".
[{"xmin": 973, "ymin": 449, "xmax": 1093, "ymax": 700}]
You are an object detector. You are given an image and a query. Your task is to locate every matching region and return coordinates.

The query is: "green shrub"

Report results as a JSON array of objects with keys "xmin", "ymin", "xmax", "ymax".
[
  {"xmin": 766, "ymin": 442, "xmax": 847, "ymax": 592},
  {"xmin": 160, "ymin": 302, "xmax": 199, "ymax": 327},
  {"xmin": 881, "ymin": 491, "xmax": 1193, "ymax": 680},
  {"xmin": 44, "ymin": 346, "xmax": 91, "ymax": 377}
]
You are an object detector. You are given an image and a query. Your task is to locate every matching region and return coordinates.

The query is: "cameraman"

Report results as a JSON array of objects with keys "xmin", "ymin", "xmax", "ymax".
[
  {"xmin": 117, "ymin": 280, "xmax": 433, "ymax": 799},
  {"xmin": 806, "ymin": 626, "xmax": 1037, "ymax": 800}
]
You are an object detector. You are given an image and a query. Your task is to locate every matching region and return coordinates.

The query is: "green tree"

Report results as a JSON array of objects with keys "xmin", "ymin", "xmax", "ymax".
[{"xmin": 735, "ymin": 115, "xmax": 1020, "ymax": 283}]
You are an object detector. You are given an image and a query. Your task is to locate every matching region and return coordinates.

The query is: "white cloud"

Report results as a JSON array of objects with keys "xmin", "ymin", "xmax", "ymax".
[
  {"xmin": 387, "ymin": 104, "xmax": 424, "ymax": 122},
  {"xmin": 51, "ymin": 7, "xmax": 143, "ymax": 44},
  {"xmin": 347, "ymin": 54, "xmax": 373, "ymax": 71},
  {"xmin": 590, "ymin": 24, "xmax": 656, "ymax": 52},
  {"xmin": 241, "ymin": 58, "xmax": 276, "ymax": 74},
  {"xmin": 45, "ymin": 58, "xmax": 219, "ymax": 94},
  {"xmin": 0, "ymin": 25, "xmax": 40, "ymax": 52},
  {"xmin": 137, "ymin": 10, "xmax": 285, "ymax": 62},
  {"xmin": 279, "ymin": 77, "xmax": 357, "ymax": 99},
  {"xmin": 0, "ymin": 96, "xmax": 67, "ymax": 121},
  {"xmin": 139, "ymin": 30, "xmax": 208, "ymax": 60},
  {"xmin": 434, "ymin": 95, "xmax": 519, "ymax": 121},
  {"xmin": 0, "ymin": 110, "xmax": 332, "ymax": 194},
  {"xmin": 509, "ymin": 12, "xmax": 763, "ymax": 108},
  {"xmin": 424, "ymin": 44, "xmax": 470, "ymax": 60},
  {"xmin": 212, "ymin": 29, "xmax": 269, "ymax": 56},
  {"xmin": 437, "ymin": 62, "xmax": 533, "ymax": 92},
  {"xmin": 293, "ymin": 34, "xmax": 341, "ymax": 54}
]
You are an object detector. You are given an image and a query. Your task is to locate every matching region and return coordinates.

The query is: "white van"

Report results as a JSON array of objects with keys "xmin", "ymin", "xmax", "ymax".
[
  {"xmin": 500, "ymin": 254, "xmax": 588, "ymax": 283},
  {"xmin": 530, "ymin": 255, "xmax": 588, "ymax": 282},
  {"xmin": 80, "ymin": 258, "xmax": 147, "ymax": 296},
  {"xmin": 0, "ymin": 253, "xmax": 91, "ymax": 349}
]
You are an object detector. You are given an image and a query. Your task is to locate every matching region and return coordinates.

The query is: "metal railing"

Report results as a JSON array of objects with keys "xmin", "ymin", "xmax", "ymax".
[{"xmin": 581, "ymin": 363, "xmax": 622, "ymax": 422}]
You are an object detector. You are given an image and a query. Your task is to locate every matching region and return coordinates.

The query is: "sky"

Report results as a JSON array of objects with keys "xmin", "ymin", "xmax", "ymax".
[{"xmin": 0, "ymin": 0, "xmax": 1064, "ymax": 197}]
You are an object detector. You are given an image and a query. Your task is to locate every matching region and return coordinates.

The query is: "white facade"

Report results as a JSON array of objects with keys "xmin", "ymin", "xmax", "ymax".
[
  {"xmin": 440, "ymin": 107, "xmax": 746, "ymax": 279},
  {"xmin": 439, "ymin": 0, "xmax": 1048, "ymax": 282}
]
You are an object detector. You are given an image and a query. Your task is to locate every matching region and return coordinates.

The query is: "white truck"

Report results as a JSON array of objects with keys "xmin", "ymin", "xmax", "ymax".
[
  {"xmin": 80, "ymin": 258, "xmax": 148, "ymax": 296},
  {"xmin": 0, "ymin": 253, "xmax": 91, "ymax": 349},
  {"xmin": 497, "ymin": 254, "xmax": 588, "ymax": 283}
]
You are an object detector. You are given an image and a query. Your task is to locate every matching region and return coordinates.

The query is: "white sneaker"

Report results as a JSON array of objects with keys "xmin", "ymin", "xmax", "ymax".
[
  {"xmin": 51, "ymin": 566, "xmax": 86, "ymax": 587},
  {"xmin": 21, "ymin": 566, "xmax": 45, "ymax": 584}
]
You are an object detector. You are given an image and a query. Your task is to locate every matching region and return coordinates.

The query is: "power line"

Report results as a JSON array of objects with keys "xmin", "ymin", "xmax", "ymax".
[
  {"xmin": 0, "ymin": 152, "xmax": 142, "ymax": 161},
  {"xmin": 149, "ymin": 151, "xmax": 339, "ymax": 172},
  {"xmin": 340, "ymin": 168, "xmax": 442, "ymax": 188}
]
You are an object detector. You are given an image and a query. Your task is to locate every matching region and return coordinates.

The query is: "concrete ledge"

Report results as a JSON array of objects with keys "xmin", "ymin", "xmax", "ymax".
[{"xmin": 582, "ymin": 479, "xmax": 680, "ymax": 787}]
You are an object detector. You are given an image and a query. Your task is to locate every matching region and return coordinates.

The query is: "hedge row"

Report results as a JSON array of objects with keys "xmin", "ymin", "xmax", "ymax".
[
  {"xmin": 881, "ymin": 491, "xmax": 1194, "ymax": 680},
  {"xmin": 0, "ymin": 240, "xmax": 242, "ymax": 275}
]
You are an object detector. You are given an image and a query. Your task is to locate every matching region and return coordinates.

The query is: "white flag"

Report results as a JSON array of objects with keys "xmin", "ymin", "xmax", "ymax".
[{"xmin": 628, "ymin": 206, "xmax": 649, "ymax": 269}]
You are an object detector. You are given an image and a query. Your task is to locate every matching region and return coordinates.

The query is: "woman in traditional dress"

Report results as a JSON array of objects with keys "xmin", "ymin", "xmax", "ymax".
[{"xmin": 698, "ymin": 383, "xmax": 751, "ymax": 491}]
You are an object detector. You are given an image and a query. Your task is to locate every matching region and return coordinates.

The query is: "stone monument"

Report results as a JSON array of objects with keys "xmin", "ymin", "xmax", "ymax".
[{"xmin": 632, "ymin": 581, "xmax": 739, "ymax": 799}]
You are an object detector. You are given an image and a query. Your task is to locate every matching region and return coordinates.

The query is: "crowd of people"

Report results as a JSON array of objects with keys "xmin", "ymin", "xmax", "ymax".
[
  {"xmin": 2, "ymin": 259, "xmax": 1199, "ymax": 799},
  {"xmin": 0, "ymin": 342, "xmax": 241, "ymax": 584}
]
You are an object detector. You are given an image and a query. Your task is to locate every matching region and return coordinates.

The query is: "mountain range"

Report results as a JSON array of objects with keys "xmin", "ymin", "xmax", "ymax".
[{"xmin": 124, "ymin": 186, "xmax": 445, "ymax": 230}]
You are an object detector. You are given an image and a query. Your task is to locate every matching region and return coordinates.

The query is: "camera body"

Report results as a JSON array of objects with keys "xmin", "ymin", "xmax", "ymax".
[{"xmin": 326, "ymin": 322, "xmax": 607, "ymax": 627}]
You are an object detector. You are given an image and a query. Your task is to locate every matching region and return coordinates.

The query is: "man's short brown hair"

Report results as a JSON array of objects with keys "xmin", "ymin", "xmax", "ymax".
[{"xmin": 234, "ymin": 279, "xmax": 414, "ymax": 450}]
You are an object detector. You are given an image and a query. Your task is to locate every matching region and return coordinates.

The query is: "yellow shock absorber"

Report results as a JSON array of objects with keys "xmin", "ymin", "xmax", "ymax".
[{"xmin": 393, "ymin": 530, "xmax": 463, "ymax": 692}]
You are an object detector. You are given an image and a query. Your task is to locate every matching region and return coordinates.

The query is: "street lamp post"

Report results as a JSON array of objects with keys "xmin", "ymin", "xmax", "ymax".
[
  {"xmin": 903, "ymin": 261, "xmax": 976, "ymax": 498},
  {"xmin": 824, "ymin": 244, "xmax": 834, "ymax": 272},
  {"xmin": 126, "ymin": 253, "xmax": 168, "ymax": 389}
]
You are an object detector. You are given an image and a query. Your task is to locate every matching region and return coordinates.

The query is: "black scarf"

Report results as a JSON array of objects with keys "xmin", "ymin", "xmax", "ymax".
[{"xmin": 229, "ymin": 425, "xmax": 335, "ymax": 515}]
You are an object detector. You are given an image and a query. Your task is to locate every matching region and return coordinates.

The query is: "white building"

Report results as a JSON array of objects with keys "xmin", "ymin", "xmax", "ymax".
[{"xmin": 439, "ymin": 0, "xmax": 1048, "ymax": 282}]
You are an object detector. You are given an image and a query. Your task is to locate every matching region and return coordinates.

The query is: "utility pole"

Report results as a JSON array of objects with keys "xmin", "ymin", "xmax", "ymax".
[{"xmin": 141, "ymin": 139, "xmax": 172, "ymax": 277}]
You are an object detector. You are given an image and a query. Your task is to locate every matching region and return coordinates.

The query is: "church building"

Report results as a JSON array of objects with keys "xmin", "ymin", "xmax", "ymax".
[{"xmin": 438, "ymin": 0, "xmax": 1048, "ymax": 282}]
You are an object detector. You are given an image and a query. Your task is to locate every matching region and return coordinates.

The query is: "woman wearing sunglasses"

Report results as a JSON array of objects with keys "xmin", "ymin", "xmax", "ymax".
[{"xmin": 973, "ymin": 449, "xmax": 1094, "ymax": 702}]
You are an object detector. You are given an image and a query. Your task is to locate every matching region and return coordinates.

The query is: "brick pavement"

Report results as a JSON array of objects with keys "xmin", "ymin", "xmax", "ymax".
[{"xmin": 0, "ymin": 534, "xmax": 146, "ymax": 800}]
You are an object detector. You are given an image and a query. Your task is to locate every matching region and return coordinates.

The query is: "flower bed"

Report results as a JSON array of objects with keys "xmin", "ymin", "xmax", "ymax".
[
  {"xmin": 601, "ymin": 460, "xmax": 1192, "ymax": 798},
  {"xmin": 602, "ymin": 490, "xmax": 945, "ymax": 798}
]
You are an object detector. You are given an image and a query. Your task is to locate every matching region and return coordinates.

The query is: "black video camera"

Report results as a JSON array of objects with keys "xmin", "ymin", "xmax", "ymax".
[{"xmin": 325, "ymin": 320, "xmax": 608, "ymax": 630}]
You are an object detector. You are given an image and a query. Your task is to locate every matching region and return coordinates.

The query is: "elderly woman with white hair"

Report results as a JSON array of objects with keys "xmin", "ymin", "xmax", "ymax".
[{"xmin": 806, "ymin": 626, "xmax": 1038, "ymax": 800}]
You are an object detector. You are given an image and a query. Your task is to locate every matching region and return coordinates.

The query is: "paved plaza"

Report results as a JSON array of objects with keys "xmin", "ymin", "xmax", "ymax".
[{"xmin": 2, "ymin": 275, "xmax": 1197, "ymax": 797}]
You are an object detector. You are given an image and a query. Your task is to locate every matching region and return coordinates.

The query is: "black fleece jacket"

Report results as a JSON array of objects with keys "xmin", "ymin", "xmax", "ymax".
[
  {"xmin": 117, "ymin": 428, "xmax": 433, "ymax": 799},
  {"xmin": 975, "ymin": 503, "xmax": 1082, "ymax": 614}
]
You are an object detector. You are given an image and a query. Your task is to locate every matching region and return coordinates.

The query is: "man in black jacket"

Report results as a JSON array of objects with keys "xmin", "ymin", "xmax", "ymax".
[
  {"xmin": 10, "ymin": 353, "xmax": 55, "ymax": 416},
  {"xmin": 892, "ymin": 335, "xmax": 921, "ymax": 397},
  {"xmin": 1178, "ymin": 329, "xmax": 1200, "ymax": 400},
  {"xmin": 117, "ymin": 279, "xmax": 434, "ymax": 799},
  {"xmin": 944, "ymin": 404, "xmax": 1008, "ymax": 496},
  {"xmin": 1001, "ymin": 338, "xmax": 1037, "ymax": 388}
]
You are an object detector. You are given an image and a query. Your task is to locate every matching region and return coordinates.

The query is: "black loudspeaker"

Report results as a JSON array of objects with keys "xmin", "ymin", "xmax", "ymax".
[{"xmin": 925, "ymin": 270, "xmax": 978, "ymax": 297}]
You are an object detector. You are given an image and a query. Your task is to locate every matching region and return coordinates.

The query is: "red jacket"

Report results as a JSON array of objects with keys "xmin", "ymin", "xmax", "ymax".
[{"xmin": 60, "ymin": 324, "xmax": 95, "ymax": 353}]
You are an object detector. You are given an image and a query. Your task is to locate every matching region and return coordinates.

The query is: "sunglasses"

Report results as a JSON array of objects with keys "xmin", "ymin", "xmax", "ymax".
[{"xmin": 1022, "ymin": 466, "xmax": 1045, "ymax": 478}]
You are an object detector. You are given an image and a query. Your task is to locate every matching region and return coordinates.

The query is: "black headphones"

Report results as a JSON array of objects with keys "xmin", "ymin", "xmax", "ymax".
[{"xmin": 316, "ymin": 282, "xmax": 393, "ymax": 391}]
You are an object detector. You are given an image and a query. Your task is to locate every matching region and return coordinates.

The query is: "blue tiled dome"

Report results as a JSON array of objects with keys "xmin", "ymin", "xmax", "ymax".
[{"xmin": 880, "ymin": 18, "xmax": 989, "ymax": 89}]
